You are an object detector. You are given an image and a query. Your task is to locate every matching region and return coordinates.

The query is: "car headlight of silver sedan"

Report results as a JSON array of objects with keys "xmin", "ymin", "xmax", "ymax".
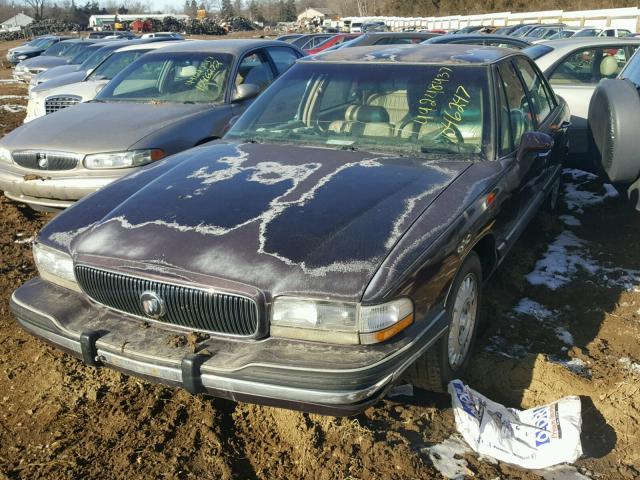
[
  {"xmin": 271, "ymin": 297, "xmax": 414, "ymax": 344},
  {"xmin": 32, "ymin": 243, "xmax": 79, "ymax": 291},
  {"xmin": 84, "ymin": 149, "xmax": 165, "ymax": 169}
]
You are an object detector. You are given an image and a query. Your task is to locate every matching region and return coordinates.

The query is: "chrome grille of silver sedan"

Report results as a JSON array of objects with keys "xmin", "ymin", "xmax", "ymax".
[
  {"xmin": 44, "ymin": 95, "xmax": 81, "ymax": 115},
  {"xmin": 75, "ymin": 265, "xmax": 260, "ymax": 337},
  {"xmin": 12, "ymin": 150, "xmax": 81, "ymax": 170}
]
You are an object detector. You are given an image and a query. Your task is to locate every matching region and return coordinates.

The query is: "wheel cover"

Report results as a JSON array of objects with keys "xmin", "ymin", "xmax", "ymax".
[{"xmin": 448, "ymin": 273, "xmax": 478, "ymax": 370}]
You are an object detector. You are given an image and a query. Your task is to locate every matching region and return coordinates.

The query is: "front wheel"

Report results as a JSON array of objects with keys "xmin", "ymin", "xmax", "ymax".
[{"xmin": 405, "ymin": 252, "xmax": 482, "ymax": 392}]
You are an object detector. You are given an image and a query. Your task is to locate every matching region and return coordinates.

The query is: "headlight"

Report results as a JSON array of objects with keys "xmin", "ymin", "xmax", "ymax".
[
  {"xmin": 271, "ymin": 297, "xmax": 413, "ymax": 344},
  {"xmin": 32, "ymin": 243, "xmax": 79, "ymax": 291},
  {"xmin": 84, "ymin": 149, "xmax": 164, "ymax": 170},
  {"xmin": 0, "ymin": 146, "xmax": 12, "ymax": 164}
]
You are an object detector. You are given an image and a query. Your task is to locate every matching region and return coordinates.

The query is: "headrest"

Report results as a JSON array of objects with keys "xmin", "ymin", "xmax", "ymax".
[
  {"xmin": 177, "ymin": 65, "xmax": 197, "ymax": 78},
  {"xmin": 345, "ymin": 105, "xmax": 390, "ymax": 123},
  {"xmin": 600, "ymin": 55, "xmax": 618, "ymax": 77}
]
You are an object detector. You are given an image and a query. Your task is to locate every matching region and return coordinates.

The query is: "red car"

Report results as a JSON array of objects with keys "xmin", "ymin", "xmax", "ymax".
[{"xmin": 306, "ymin": 34, "xmax": 361, "ymax": 54}]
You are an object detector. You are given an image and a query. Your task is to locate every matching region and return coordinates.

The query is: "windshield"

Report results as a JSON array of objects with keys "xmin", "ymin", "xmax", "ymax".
[
  {"xmin": 227, "ymin": 62, "xmax": 490, "ymax": 159},
  {"xmin": 43, "ymin": 42, "xmax": 70, "ymax": 56},
  {"xmin": 57, "ymin": 42, "xmax": 89, "ymax": 59},
  {"xmin": 87, "ymin": 49, "xmax": 151, "ymax": 81},
  {"xmin": 79, "ymin": 47, "xmax": 114, "ymax": 71},
  {"xmin": 71, "ymin": 45, "xmax": 100, "ymax": 64},
  {"xmin": 97, "ymin": 52, "xmax": 233, "ymax": 104},
  {"xmin": 575, "ymin": 29, "xmax": 600, "ymax": 37},
  {"xmin": 523, "ymin": 44, "xmax": 553, "ymax": 60}
]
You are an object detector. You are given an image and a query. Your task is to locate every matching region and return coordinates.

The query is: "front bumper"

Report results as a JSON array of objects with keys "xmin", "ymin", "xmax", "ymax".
[
  {"xmin": 12, "ymin": 278, "xmax": 448, "ymax": 415},
  {"xmin": 0, "ymin": 163, "xmax": 124, "ymax": 208}
]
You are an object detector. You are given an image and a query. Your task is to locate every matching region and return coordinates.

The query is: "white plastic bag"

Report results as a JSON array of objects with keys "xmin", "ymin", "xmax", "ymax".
[{"xmin": 449, "ymin": 379, "xmax": 583, "ymax": 469}]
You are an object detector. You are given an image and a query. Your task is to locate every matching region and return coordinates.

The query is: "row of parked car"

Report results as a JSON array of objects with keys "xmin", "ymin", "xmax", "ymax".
[{"xmin": 2, "ymin": 31, "xmax": 638, "ymax": 415}]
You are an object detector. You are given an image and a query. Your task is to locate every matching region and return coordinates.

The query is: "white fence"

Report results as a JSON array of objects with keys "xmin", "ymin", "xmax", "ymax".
[{"xmin": 340, "ymin": 7, "xmax": 640, "ymax": 32}]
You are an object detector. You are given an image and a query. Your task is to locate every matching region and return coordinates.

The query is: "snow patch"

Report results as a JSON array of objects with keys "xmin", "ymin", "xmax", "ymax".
[
  {"xmin": 555, "ymin": 327, "xmax": 574, "ymax": 346},
  {"xmin": 562, "ymin": 168, "xmax": 618, "ymax": 213},
  {"xmin": 618, "ymin": 357, "xmax": 640, "ymax": 375},
  {"xmin": 554, "ymin": 357, "xmax": 591, "ymax": 378},
  {"xmin": 559, "ymin": 215, "xmax": 581, "ymax": 227},
  {"xmin": 1, "ymin": 104, "xmax": 25, "ymax": 113},
  {"xmin": 422, "ymin": 436, "xmax": 473, "ymax": 480},
  {"xmin": 513, "ymin": 298, "xmax": 554, "ymax": 320},
  {"xmin": 526, "ymin": 231, "xmax": 598, "ymax": 290}
]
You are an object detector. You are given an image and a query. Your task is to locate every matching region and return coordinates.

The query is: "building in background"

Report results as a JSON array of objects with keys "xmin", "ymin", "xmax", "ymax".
[
  {"xmin": 0, "ymin": 12, "xmax": 34, "ymax": 32},
  {"xmin": 297, "ymin": 7, "xmax": 336, "ymax": 23}
]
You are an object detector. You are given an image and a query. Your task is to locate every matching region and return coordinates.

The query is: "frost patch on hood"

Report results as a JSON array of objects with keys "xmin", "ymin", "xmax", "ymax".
[{"xmin": 48, "ymin": 223, "xmax": 97, "ymax": 250}]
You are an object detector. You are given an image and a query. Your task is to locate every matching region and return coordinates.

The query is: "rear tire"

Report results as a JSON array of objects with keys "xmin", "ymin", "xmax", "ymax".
[
  {"xmin": 589, "ymin": 78, "xmax": 640, "ymax": 183},
  {"xmin": 405, "ymin": 252, "xmax": 482, "ymax": 392}
]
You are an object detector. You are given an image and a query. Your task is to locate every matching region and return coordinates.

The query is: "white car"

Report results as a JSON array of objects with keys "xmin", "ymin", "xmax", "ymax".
[
  {"xmin": 24, "ymin": 41, "xmax": 179, "ymax": 123},
  {"xmin": 574, "ymin": 27, "xmax": 633, "ymax": 38},
  {"xmin": 526, "ymin": 37, "xmax": 640, "ymax": 159}
]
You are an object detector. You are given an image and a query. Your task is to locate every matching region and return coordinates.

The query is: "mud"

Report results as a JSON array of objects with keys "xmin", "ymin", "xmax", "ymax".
[{"xmin": 0, "ymin": 39, "xmax": 639, "ymax": 479}]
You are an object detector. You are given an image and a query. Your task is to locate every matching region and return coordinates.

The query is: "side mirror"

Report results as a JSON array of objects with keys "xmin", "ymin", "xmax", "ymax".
[
  {"xmin": 231, "ymin": 83, "xmax": 261, "ymax": 103},
  {"xmin": 517, "ymin": 131, "xmax": 553, "ymax": 161}
]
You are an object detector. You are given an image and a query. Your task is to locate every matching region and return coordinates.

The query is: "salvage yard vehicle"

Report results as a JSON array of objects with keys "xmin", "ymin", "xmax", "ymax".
[
  {"xmin": 329, "ymin": 32, "xmax": 439, "ymax": 50},
  {"xmin": 10, "ymin": 45, "xmax": 569, "ymax": 415},
  {"xmin": 5, "ymin": 35, "xmax": 74, "ymax": 64},
  {"xmin": 0, "ymin": 39, "xmax": 304, "ymax": 210},
  {"xmin": 12, "ymin": 39, "xmax": 98, "ymax": 83},
  {"xmin": 24, "ymin": 41, "xmax": 186, "ymax": 123},
  {"xmin": 525, "ymin": 37, "xmax": 640, "ymax": 160},
  {"xmin": 422, "ymin": 33, "xmax": 531, "ymax": 49},
  {"xmin": 589, "ymin": 47, "xmax": 640, "ymax": 210},
  {"xmin": 27, "ymin": 37, "xmax": 183, "ymax": 92}
]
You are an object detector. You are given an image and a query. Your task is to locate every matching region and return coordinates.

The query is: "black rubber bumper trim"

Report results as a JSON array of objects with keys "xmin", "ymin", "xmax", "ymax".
[
  {"xmin": 181, "ymin": 353, "xmax": 211, "ymax": 394},
  {"xmin": 80, "ymin": 330, "xmax": 108, "ymax": 366}
]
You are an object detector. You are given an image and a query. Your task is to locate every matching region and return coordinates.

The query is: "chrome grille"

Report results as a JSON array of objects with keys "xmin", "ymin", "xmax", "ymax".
[
  {"xmin": 12, "ymin": 150, "xmax": 80, "ymax": 170},
  {"xmin": 75, "ymin": 265, "xmax": 260, "ymax": 337},
  {"xmin": 45, "ymin": 95, "xmax": 81, "ymax": 115}
]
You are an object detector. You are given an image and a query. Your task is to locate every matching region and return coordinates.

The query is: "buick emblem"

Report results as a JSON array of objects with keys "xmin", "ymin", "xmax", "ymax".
[
  {"xmin": 140, "ymin": 291, "xmax": 166, "ymax": 319},
  {"xmin": 36, "ymin": 153, "xmax": 48, "ymax": 169}
]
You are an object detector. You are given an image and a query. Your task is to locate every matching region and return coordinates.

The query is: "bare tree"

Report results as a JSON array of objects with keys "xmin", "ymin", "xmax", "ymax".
[{"xmin": 23, "ymin": 0, "xmax": 46, "ymax": 20}]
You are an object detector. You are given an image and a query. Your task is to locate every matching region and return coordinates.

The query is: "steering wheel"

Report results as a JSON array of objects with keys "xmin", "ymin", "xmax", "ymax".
[{"xmin": 423, "ymin": 123, "xmax": 465, "ymax": 147}]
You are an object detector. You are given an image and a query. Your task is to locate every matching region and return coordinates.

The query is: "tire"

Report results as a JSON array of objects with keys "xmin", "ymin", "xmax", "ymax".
[
  {"xmin": 405, "ymin": 252, "xmax": 482, "ymax": 392},
  {"xmin": 543, "ymin": 175, "xmax": 562, "ymax": 212},
  {"xmin": 588, "ymin": 78, "xmax": 640, "ymax": 183}
]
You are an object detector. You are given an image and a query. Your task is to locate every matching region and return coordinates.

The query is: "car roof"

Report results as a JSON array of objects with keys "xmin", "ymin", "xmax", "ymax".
[
  {"xmin": 361, "ymin": 32, "xmax": 434, "ymax": 37},
  {"xmin": 427, "ymin": 34, "xmax": 530, "ymax": 44},
  {"xmin": 538, "ymin": 37, "xmax": 640, "ymax": 51},
  {"xmin": 135, "ymin": 39, "xmax": 300, "ymax": 55},
  {"xmin": 307, "ymin": 44, "xmax": 516, "ymax": 65},
  {"xmin": 114, "ymin": 40, "xmax": 190, "ymax": 53}
]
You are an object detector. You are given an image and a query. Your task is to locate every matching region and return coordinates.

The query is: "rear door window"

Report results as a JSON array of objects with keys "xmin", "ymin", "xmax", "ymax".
[
  {"xmin": 266, "ymin": 47, "xmax": 299, "ymax": 74},
  {"xmin": 549, "ymin": 47, "xmax": 630, "ymax": 85},
  {"xmin": 235, "ymin": 51, "xmax": 274, "ymax": 92}
]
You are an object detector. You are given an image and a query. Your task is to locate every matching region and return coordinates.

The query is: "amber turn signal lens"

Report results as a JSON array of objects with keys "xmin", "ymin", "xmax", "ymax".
[
  {"xmin": 372, "ymin": 313, "xmax": 414, "ymax": 343},
  {"xmin": 150, "ymin": 149, "xmax": 165, "ymax": 161}
]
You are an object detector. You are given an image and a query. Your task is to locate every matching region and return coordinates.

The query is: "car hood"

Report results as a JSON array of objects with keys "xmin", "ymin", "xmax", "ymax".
[
  {"xmin": 33, "ymin": 71, "xmax": 87, "ymax": 93},
  {"xmin": 10, "ymin": 46, "xmax": 43, "ymax": 55},
  {"xmin": 56, "ymin": 142, "xmax": 470, "ymax": 301},
  {"xmin": 36, "ymin": 64, "xmax": 81, "ymax": 83},
  {"xmin": 20, "ymin": 56, "xmax": 69, "ymax": 70},
  {"xmin": 1, "ymin": 102, "xmax": 212, "ymax": 154}
]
